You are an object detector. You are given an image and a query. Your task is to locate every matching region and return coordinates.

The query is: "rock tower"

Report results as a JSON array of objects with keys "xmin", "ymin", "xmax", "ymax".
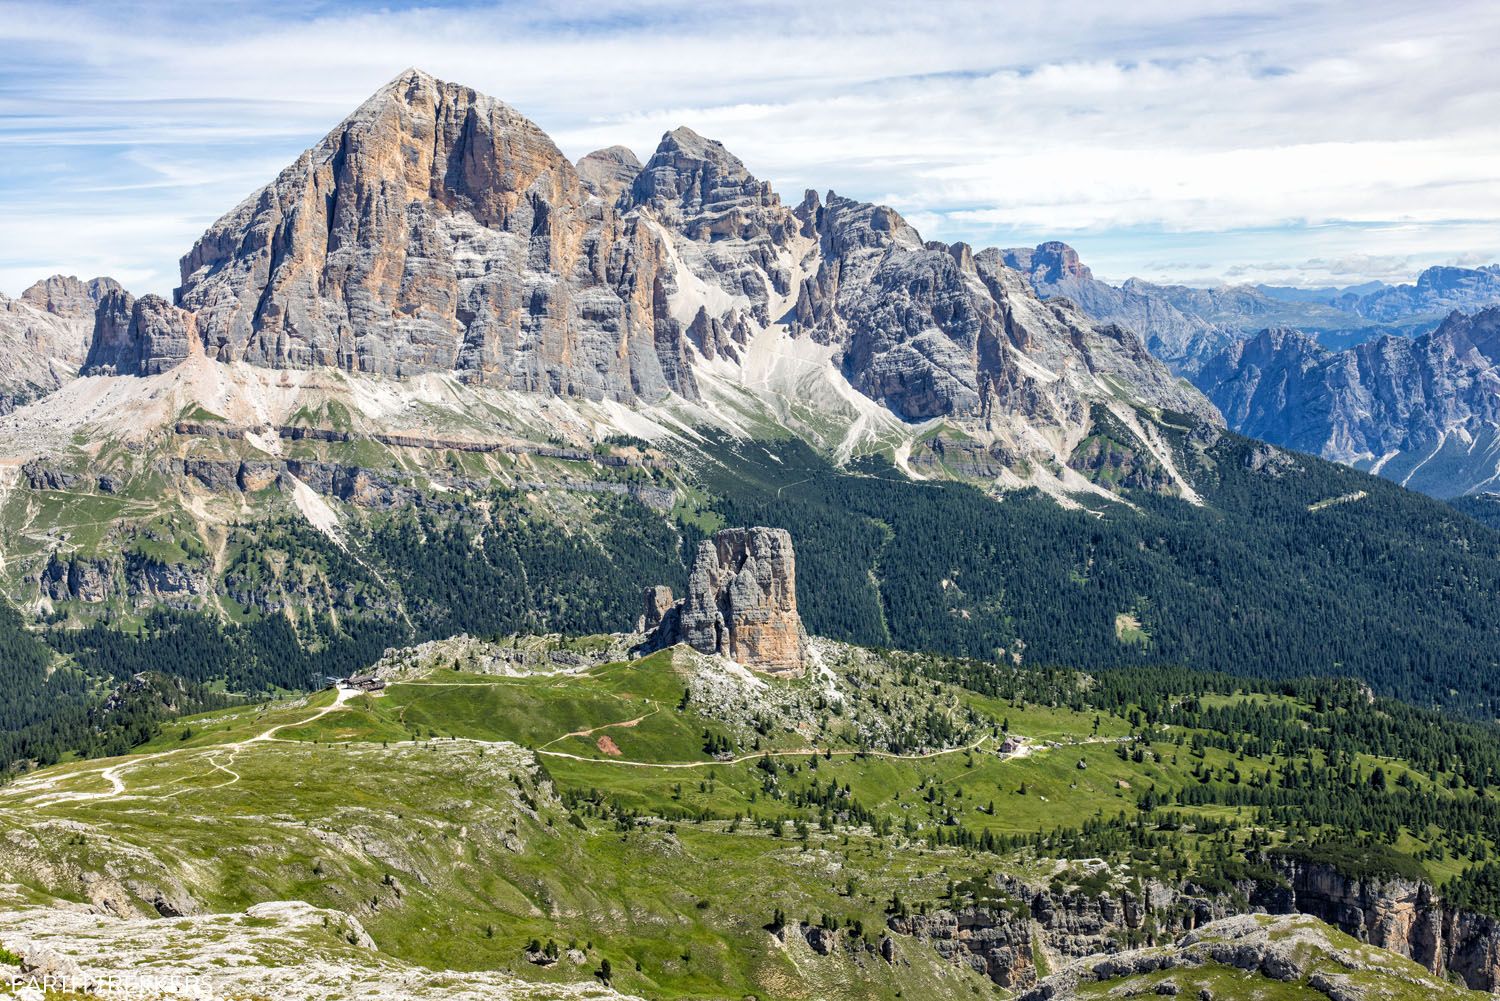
[{"xmin": 641, "ymin": 526, "xmax": 806, "ymax": 676}]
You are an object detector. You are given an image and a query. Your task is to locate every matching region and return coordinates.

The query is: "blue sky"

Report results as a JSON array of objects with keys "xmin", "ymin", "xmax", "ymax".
[{"xmin": 3, "ymin": 0, "xmax": 1499, "ymax": 296}]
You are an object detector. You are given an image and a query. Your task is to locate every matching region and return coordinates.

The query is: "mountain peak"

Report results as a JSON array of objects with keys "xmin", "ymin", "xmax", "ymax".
[
  {"xmin": 576, "ymin": 145, "xmax": 642, "ymax": 199},
  {"xmin": 639, "ymin": 126, "xmax": 754, "ymax": 186},
  {"xmin": 173, "ymin": 68, "xmax": 693, "ymax": 399},
  {"xmin": 1002, "ymin": 241, "xmax": 1093, "ymax": 284},
  {"xmin": 631, "ymin": 125, "xmax": 775, "ymax": 233},
  {"xmin": 20, "ymin": 275, "xmax": 122, "ymax": 320}
]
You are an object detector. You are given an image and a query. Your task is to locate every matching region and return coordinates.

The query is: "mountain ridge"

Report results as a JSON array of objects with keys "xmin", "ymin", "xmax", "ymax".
[
  {"xmin": 1195, "ymin": 308, "xmax": 1500, "ymax": 497},
  {"xmin": 1004, "ymin": 241, "xmax": 1500, "ymax": 372},
  {"xmin": 6, "ymin": 67, "xmax": 1217, "ymax": 506}
]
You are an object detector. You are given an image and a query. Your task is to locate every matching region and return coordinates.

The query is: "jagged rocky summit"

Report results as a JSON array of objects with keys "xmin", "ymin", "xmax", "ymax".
[
  {"xmin": 1195, "ymin": 308, "xmax": 1500, "ymax": 496},
  {"xmin": 640, "ymin": 526, "xmax": 806, "ymax": 676}
]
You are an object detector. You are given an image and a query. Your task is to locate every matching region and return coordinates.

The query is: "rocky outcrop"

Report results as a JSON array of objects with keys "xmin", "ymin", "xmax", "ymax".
[
  {"xmin": 642, "ymin": 527, "xmax": 806, "ymax": 675},
  {"xmin": 881, "ymin": 872, "xmax": 1249, "ymax": 992},
  {"xmin": 887, "ymin": 907, "xmax": 1037, "ymax": 987},
  {"xmin": 885, "ymin": 861, "xmax": 1500, "ymax": 994},
  {"xmin": 161, "ymin": 455, "xmax": 674, "ymax": 512},
  {"xmin": 639, "ymin": 585, "xmax": 674, "ymax": 633},
  {"xmin": 42, "ymin": 553, "xmax": 116, "ymax": 603},
  {"xmin": 1019, "ymin": 913, "xmax": 1443, "ymax": 1001},
  {"xmin": 1254, "ymin": 857, "xmax": 1500, "ymax": 991},
  {"xmin": 82, "ymin": 290, "xmax": 199, "ymax": 376},
  {"xmin": 40, "ymin": 550, "xmax": 212, "ymax": 607},
  {"xmin": 22, "ymin": 459, "xmax": 80, "ymax": 491},
  {"xmin": 173, "ymin": 420, "xmax": 663, "ymax": 468},
  {"xmin": 0, "ymin": 275, "xmax": 120, "ymax": 411},
  {"xmin": 1194, "ymin": 309, "xmax": 1500, "ymax": 496},
  {"xmin": 123, "ymin": 554, "xmax": 212, "ymax": 608},
  {"xmin": 680, "ymin": 527, "xmax": 805, "ymax": 674}
]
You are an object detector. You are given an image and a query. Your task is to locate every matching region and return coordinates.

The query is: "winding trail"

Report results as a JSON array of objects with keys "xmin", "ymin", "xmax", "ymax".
[
  {"xmin": 4, "ymin": 679, "xmax": 1133, "ymax": 811},
  {"xmin": 534, "ymin": 732, "xmax": 996, "ymax": 770},
  {"xmin": 243, "ymin": 685, "xmax": 359, "ymax": 745},
  {"xmin": 532, "ymin": 732, "xmax": 1129, "ymax": 770},
  {"xmin": 539, "ymin": 705, "xmax": 660, "ymax": 749},
  {"xmin": 7, "ymin": 687, "xmax": 359, "ymax": 809}
]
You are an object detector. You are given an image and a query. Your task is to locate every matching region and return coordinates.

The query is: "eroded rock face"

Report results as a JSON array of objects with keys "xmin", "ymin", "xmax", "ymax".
[
  {"xmin": 788, "ymin": 196, "xmax": 1218, "ymax": 435},
  {"xmin": 42, "ymin": 553, "xmax": 116, "ymax": 603},
  {"xmin": 1195, "ymin": 308, "xmax": 1500, "ymax": 496},
  {"xmin": 575, "ymin": 145, "xmax": 642, "ymax": 202},
  {"xmin": 123, "ymin": 554, "xmax": 212, "ymax": 608},
  {"xmin": 679, "ymin": 527, "xmax": 805, "ymax": 675},
  {"xmin": 640, "ymin": 585, "xmax": 674, "ymax": 633},
  {"xmin": 0, "ymin": 275, "xmax": 121, "ymax": 411},
  {"xmin": 1254, "ymin": 858, "xmax": 1500, "ymax": 991},
  {"xmin": 888, "ymin": 907, "xmax": 1036, "ymax": 987},
  {"xmin": 83, "ymin": 290, "xmax": 199, "ymax": 376},
  {"xmin": 643, "ymin": 527, "xmax": 806, "ymax": 675},
  {"xmin": 176, "ymin": 68, "xmax": 693, "ymax": 401}
]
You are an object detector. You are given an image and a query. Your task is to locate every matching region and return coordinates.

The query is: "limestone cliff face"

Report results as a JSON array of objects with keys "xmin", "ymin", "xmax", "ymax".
[
  {"xmin": 632, "ymin": 126, "xmax": 804, "ymax": 334},
  {"xmin": 575, "ymin": 146, "xmax": 642, "ymax": 203},
  {"xmin": 176, "ymin": 69, "xmax": 693, "ymax": 400},
  {"xmin": 887, "ymin": 907, "xmax": 1037, "ymax": 987},
  {"xmin": 1254, "ymin": 858, "xmax": 1500, "ymax": 991},
  {"xmin": 83, "ymin": 290, "xmax": 199, "ymax": 376},
  {"xmin": 0, "ymin": 275, "xmax": 121, "ymax": 411},
  {"xmin": 884, "ymin": 862, "xmax": 1500, "ymax": 994},
  {"xmin": 679, "ymin": 527, "xmax": 805, "ymax": 675},
  {"xmin": 887, "ymin": 878, "xmax": 1226, "ymax": 991},
  {"xmin": 789, "ymin": 195, "xmax": 1218, "ymax": 432},
  {"xmin": 642, "ymin": 527, "xmax": 806, "ymax": 675}
]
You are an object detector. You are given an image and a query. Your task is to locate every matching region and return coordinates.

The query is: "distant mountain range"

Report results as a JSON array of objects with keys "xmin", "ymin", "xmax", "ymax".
[
  {"xmin": 1003, "ymin": 242, "xmax": 1500, "ymax": 373},
  {"xmin": 1194, "ymin": 310, "xmax": 1500, "ymax": 497}
]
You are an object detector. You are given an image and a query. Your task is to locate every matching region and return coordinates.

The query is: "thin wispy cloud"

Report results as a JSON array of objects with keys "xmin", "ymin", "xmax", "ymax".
[{"xmin": 2, "ymin": 0, "xmax": 1498, "ymax": 295}]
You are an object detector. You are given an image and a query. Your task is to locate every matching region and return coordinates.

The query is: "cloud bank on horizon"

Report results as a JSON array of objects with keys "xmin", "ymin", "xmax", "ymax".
[{"xmin": 2, "ymin": 0, "xmax": 1498, "ymax": 296}]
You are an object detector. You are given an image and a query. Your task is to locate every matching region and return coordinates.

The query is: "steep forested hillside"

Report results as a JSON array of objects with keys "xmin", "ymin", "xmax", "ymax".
[
  {"xmin": 8, "ymin": 416, "xmax": 1500, "ymax": 773},
  {"xmin": 692, "ymin": 428, "xmax": 1500, "ymax": 711}
]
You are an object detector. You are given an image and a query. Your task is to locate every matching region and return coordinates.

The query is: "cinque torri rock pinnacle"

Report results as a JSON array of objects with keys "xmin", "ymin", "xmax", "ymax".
[{"xmin": 644, "ymin": 527, "xmax": 806, "ymax": 676}]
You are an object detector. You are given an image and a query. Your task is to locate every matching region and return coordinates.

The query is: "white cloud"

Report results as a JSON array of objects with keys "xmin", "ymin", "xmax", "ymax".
[{"xmin": 2, "ymin": 0, "xmax": 1499, "ymax": 294}]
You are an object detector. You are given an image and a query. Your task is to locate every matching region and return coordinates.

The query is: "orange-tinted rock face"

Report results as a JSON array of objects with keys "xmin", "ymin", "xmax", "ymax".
[
  {"xmin": 641, "ymin": 585, "xmax": 675, "ymax": 633},
  {"xmin": 174, "ymin": 69, "xmax": 693, "ymax": 401},
  {"xmin": 674, "ymin": 526, "xmax": 806, "ymax": 676}
]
